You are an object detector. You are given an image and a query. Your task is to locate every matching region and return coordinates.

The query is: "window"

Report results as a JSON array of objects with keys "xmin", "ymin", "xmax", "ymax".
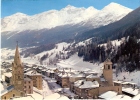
[
  {"xmin": 13, "ymin": 94, "xmax": 15, "ymax": 97},
  {"xmin": 29, "ymin": 86, "xmax": 30, "ymax": 89},
  {"xmin": 18, "ymin": 76, "xmax": 20, "ymax": 79},
  {"xmin": 29, "ymin": 81, "xmax": 30, "ymax": 83},
  {"xmin": 4, "ymin": 96, "xmax": 6, "ymax": 100},
  {"xmin": 25, "ymin": 86, "xmax": 26, "ymax": 88},
  {"xmin": 108, "ymin": 65, "xmax": 110, "ymax": 69}
]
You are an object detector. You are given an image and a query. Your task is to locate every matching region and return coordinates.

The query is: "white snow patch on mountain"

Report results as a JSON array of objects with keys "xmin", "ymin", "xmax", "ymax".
[{"xmin": 1, "ymin": 2, "xmax": 132, "ymax": 33}]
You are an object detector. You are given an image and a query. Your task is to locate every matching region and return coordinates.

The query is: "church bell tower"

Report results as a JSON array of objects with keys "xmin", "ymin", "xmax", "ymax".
[
  {"xmin": 103, "ymin": 58, "xmax": 113, "ymax": 85},
  {"xmin": 12, "ymin": 42, "xmax": 24, "ymax": 93}
]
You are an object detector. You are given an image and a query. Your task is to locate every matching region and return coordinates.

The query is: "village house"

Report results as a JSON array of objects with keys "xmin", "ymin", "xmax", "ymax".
[
  {"xmin": 69, "ymin": 72, "xmax": 86, "ymax": 92},
  {"xmin": 45, "ymin": 69, "xmax": 55, "ymax": 78},
  {"xmin": 25, "ymin": 70, "xmax": 43, "ymax": 90},
  {"xmin": 24, "ymin": 77, "xmax": 33, "ymax": 94}
]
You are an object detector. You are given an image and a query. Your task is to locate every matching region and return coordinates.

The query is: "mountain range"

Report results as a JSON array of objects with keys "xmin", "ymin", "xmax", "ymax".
[{"xmin": 1, "ymin": 2, "xmax": 134, "ymax": 48}]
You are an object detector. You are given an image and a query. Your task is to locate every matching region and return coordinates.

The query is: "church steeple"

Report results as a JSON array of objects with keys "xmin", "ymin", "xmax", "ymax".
[
  {"xmin": 12, "ymin": 42, "xmax": 24, "ymax": 94},
  {"xmin": 14, "ymin": 41, "xmax": 22, "ymax": 66}
]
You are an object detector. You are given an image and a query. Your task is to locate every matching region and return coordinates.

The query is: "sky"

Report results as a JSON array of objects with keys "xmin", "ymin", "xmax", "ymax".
[{"xmin": 1, "ymin": 0, "xmax": 140, "ymax": 18}]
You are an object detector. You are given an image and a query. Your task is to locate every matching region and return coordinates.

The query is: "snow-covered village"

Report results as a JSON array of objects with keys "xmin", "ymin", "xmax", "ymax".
[{"xmin": 1, "ymin": 0, "xmax": 140, "ymax": 100}]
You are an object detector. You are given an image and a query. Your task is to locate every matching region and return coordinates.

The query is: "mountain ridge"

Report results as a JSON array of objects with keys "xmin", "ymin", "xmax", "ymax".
[{"xmin": 1, "ymin": 2, "xmax": 132, "ymax": 33}]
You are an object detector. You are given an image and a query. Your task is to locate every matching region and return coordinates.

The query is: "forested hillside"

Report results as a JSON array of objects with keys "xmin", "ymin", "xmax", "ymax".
[{"xmin": 77, "ymin": 22, "xmax": 140, "ymax": 72}]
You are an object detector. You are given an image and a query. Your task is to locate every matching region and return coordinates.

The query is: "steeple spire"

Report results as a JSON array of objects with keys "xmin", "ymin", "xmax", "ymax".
[{"xmin": 14, "ymin": 41, "xmax": 22, "ymax": 65}]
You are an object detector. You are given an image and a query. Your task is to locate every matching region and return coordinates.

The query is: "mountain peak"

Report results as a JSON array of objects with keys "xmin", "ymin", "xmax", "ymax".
[
  {"xmin": 62, "ymin": 5, "xmax": 77, "ymax": 10},
  {"xmin": 13, "ymin": 12, "xmax": 27, "ymax": 16},
  {"xmin": 87, "ymin": 6, "xmax": 98, "ymax": 11},
  {"xmin": 102, "ymin": 2, "xmax": 132, "ymax": 12},
  {"xmin": 65, "ymin": 5, "xmax": 76, "ymax": 9}
]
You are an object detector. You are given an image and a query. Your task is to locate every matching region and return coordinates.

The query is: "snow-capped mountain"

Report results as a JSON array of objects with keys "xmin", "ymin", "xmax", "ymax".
[
  {"xmin": 1, "ymin": 2, "xmax": 132, "ymax": 33},
  {"xmin": 84, "ymin": 2, "xmax": 133, "ymax": 27}
]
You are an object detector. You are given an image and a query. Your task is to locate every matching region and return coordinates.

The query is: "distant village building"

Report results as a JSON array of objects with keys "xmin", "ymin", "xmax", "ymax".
[
  {"xmin": 1, "ymin": 43, "xmax": 42, "ymax": 100},
  {"xmin": 54, "ymin": 58, "xmax": 122, "ymax": 99}
]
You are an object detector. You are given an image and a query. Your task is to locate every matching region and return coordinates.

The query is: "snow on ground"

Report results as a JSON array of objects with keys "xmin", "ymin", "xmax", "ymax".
[
  {"xmin": 76, "ymin": 38, "xmax": 92, "ymax": 46},
  {"xmin": 132, "ymin": 94, "xmax": 140, "ymax": 100},
  {"xmin": 113, "ymin": 71, "xmax": 140, "ymax": 87},
  {"xmin": 100, "ymin": 39, "xmax": 122, "ymax": 47},
  {"xmin": 57, "ymin": 53, "xmax": 103, "ymax": 73},
  {"xmin": 1, "ymin": 48, "xmax": 16, "ymax": 61},
  {"xmin": 33, "ymin": 79, "xmax": 54, "ymax": 98},
  {"xmin": 43, "ymin": 75, "xmax": 75, "ymax": 97},
  {"xmin": 36, "ymin": 42, "xmax": 70, "ymax": 57},
  {"xmin": 21, "ymin": 42, "xmax": 71, "ymax": 65}
]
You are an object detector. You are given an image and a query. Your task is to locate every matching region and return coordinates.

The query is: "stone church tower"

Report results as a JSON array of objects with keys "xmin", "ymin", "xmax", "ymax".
[
  {"xmin": 103, "ymin": 58, "xmax": 113, "ymax": 85},
  {"xmin": 11, "ymin": 42, "xmax": 24, "ymax": 93}
]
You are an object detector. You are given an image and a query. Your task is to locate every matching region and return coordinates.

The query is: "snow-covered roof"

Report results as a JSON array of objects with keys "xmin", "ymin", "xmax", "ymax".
[
  {"xmin": 70, "ymin": 73, "xmax": 85, "ymax": 78},
  {"xmin": 83, "ymin": 70, "xmax": 97, "ymax": 74},
  {"xmin": 122, "ymin": 82, "xmax": 137, "ymax": 85},
  {"xmin": 113, "ymin": 80, "xmax": 123, "ymax": 84},
  {"xmin": 74, "ymin": 79, "xmax": 85, "ymax": 87},
  {"xmin": 1, "ymin": 85, "xmax": 14, "ymax": 96},
  {"xmin": 12, "ymin": 96, "xmax": 34, "ymax": 100},
  {"xmin": 122, "ymin": 87, "xmax": 139, "ymax": 95},
  {"xmin": 44, "ymin": 93, "xmax": 69, "ymax": 100},
  {"xmin": 98, "ymin": 91, "xmax": 117, "ymax": 99},
  {"xmin": 86, "ymin": 74, "xmax": 98, "ymax": 78},
  {"xmin": 132, "ymin": 94, "xmax": 140, "ymax": 100},
  {"xmin": 25, "ymin": 70, "xmax": 42, "ymax": 76},
  {"xmin": 110, "ymin": 95, "xmax": 124, "ymax": 100},
  {"xmin": 4, "ymin": 72, "xmax": 12, "ymax": 78},
  {"xmin": 58, "ymin": 73, "xmax": 71, "ymax": 78},
  {"xmin": 46, "ymin": 70, "xmax": 54, "ymax": 73},
  {"xmin": 79, "ymin": 81, "xmax": 99, "ymax": 89},
  {"xmin": 42, "ymin": 69, "xmax": 47, "ymax": 71},
  {"xmin": 110, "ymin": 95, "xmax": 132, "ymax": 100},
  {"xmin": 24, "ymin": 77, "xmax": 32, "ymax": 81},
  {"xmin": 119, "ymin": 95, "xmax": 132, "ymax": 100}
]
